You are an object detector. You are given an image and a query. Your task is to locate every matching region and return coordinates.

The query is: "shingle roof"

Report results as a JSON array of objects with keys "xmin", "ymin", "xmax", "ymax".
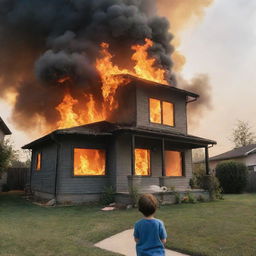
[
  {"xmin": 22, "ymin": 121, "xmax": 216, "ymax": 149},
  {"xmin": 209, "ymin": 144, "xmax": 256, "ymax": 161},
  {"xmin": 0, "ymin": 116, "xmax": 11, "ymax": 135}
]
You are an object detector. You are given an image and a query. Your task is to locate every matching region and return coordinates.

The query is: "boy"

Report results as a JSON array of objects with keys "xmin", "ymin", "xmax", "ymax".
[{"xmin": 134, "ymin": 194, "xmax": 167, "ymax": 256}]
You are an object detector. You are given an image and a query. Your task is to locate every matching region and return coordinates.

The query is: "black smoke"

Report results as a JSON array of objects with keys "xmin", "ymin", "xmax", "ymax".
[{"xmin": 0, "ymin": 0, "xmax": 175, "ymax": 130}]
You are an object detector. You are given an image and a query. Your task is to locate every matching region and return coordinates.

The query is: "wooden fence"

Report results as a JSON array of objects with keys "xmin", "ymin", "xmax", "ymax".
[
  {"xmin": 6, "ymin": 168, "xmax": 29, "ymax": 190},
  {"xmin": 246, "ymin": 171, "xmax": 256, "ymax": 192}
]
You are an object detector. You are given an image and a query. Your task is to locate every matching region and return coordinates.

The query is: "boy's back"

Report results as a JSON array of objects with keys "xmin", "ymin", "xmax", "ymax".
[{"xmin": 134, "ymin": 218, "xmax": 167, "ymax": 256}]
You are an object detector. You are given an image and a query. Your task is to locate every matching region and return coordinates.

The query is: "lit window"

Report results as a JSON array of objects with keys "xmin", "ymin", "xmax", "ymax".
[
  {"xmin": 149, "ymin": 98, "xmax": 161, "ymax": 124},
  {"xmin": 165, "ymin": 151, "xmax": 183, "ymax": 176},
  {"xmin": 149, "ymin": 98, "xmax": 174, "ymax": 126},
  {"xmin": 162, "ymin": 101, "xmax": 174, "ymax": 126},
  {"xmin": 36, "ymin": 153, "xmax": 41, "ymax": 171},
  {"xmin": 135, "ymin": 149, "xmax": 150, "ymax": 176},
  {"xmin": 74, "ymin": 148, "xmax": 106, "ymax": 176}
]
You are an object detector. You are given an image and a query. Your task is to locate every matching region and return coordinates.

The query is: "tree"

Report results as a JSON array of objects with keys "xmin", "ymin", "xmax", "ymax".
[
  {"xmin": 0, "ymin": 140, "xmax": 13, "ymax": 175},
  {"xmin": 232, "ymin": 120, "xmax": 255, "ymax": 148}
]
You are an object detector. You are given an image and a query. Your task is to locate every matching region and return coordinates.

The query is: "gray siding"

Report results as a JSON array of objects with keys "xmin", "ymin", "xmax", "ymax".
[
  {"xmin": 136, "ymin": 86, "xmax": 187, "ymax": 134},
  {"xmin": 31, "ymin": 143, "xmax": 57, "ymax": 194},
  {"xmin": 57, "ymin": 136, "xmax": 111, "ymax": 194},
  {"xmin": 0, "ymin": 130, "xmax": 4, "ymax": 143}
]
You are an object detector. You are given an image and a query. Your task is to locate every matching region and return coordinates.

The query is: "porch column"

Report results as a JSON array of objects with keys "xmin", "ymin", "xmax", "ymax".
[
  {"xmin": 131, "ymin": 134, "xmax": 135, "ymax": 176},
  {"xmin": 161, "ymin": 138, "xmax": 166, "ymax": 176},
  {"xmin": 205, "ymin": 146, "xmax": 210, "ymax": 175}
]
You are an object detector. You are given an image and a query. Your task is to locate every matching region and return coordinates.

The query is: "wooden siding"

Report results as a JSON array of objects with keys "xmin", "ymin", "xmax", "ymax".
[
  {"xmin": 57, "ymin": 136, "xmax": 111, "ymax": 194},
  {"xmin": 31, "ymin": 143, "xmax": 57, "ymax": 194}
]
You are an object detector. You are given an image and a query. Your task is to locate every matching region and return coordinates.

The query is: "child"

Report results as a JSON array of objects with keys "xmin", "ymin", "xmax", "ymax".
[{"xmin": 134, "ymin": 194, "xmax": 167, "ymax": 256}]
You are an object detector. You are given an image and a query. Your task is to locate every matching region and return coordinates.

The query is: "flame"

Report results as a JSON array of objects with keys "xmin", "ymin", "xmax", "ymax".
[
  {"xmin": 36, "ymin": 153, "xmax": 41, "ymax": 171},
  {"xmin": 135, "ymin": 149, "xmax": 150, "ymax": 176},
  {"xmin": 57, "ymin": 76, "xmax": 71, "ymax": 84},
  {"xmin": 132, "ymin": 39, "xmax": 167, "ymax": 84},
  {"xmin": 149, "ymin": 98, "xmax": 161, "ymax": 124},
  {"xmin": 165, "ymin": 151, "xmax": 183, "ymax": 176},
  {"xmin": 74, "ymin": 148, "xmax": 106, "ymax": 176},
  {"xmin": 56, "ymin": 39, "xmax": 169, "ymax": 129}
]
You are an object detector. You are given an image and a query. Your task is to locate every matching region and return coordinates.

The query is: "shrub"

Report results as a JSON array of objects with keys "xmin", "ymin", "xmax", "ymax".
[
  {"xmin": 2, "ymin": 183, "xmax": 10, "ymax": 192},
  {"xmin": 129, "ymin": 186, "xmax": 139, "ymax": 207},
  {"xmin": 200, "ymin": 175, "xmax": 223, "ymax": 200},
  {"xmin": 216, "ymin": 161, "xmax": 248, "ymax": 194},
  {"xmin": 100, "ymin": 186, "xmax": 115, "ymax": 205}
]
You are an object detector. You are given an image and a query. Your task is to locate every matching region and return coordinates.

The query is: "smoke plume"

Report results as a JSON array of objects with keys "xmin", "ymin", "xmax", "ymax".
[{"xmin": 0, "ymin": 0, "xmax": 174, "ymax": 130}]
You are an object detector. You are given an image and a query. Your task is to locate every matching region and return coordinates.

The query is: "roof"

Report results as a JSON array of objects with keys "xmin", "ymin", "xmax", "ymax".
[
  {"xmin": 22, "ymin": 121, "xmax": 216, "ymax": 149},
  {"xmin": 0, "ymin": 116, "xmax": 11, "ymax": 135},
  {"xmin": 121, "ymin": 74, "xmax": 199, "ymax": 99},
  {"xmin": 209, "ymin": 144, "xmax": 256, "ymax": 161}
]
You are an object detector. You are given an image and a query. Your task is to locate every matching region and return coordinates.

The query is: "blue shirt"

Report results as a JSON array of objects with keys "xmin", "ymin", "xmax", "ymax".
[{"xmin": 134, "ymin": 218, "xmax": 167, "ymax": 256}]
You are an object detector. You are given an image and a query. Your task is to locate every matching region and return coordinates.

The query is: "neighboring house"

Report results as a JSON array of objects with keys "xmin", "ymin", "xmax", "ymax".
[
  {"xmin": 23, "ymin": 76, "xmax": 216, "ymax": 203},
  {"xmin": 0, "ymin": 116, "xmax": 11, "ymax": 191},
  {"xmin": 209, "ymin": 144, "xmax": 256, "ymax": 172},
  {"xmin": 0, "ymin": 116, "xmax": 11, "ymax": 143}
]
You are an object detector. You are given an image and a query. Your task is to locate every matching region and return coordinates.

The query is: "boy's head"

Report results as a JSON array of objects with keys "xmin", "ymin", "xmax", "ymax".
[{"xmin": 138, "ymin": 194, "xmax": 158, "ymax": 217}]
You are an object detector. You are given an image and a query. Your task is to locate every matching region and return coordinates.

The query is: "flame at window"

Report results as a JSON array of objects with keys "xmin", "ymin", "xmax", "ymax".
[
  {"xmin": 36, "ymin": 153, "xmax": 41, "ymax": 171},
  {"xmin": 135, "ymin": 149, "xmax": 150, "ymax": 176},
  {"xmin": 74, "ymin": 149, "xmax": 106, "ymax": 176},
  {"xmin": 165, "ymin": 151, "xmax": 183, "ymax": 176},
  {"xmin": 163, "ymin": 101, "xmax": 174, "ymax": 126},
  {"xmin": 149, "ymin": 98, "xmax": 161, "ymax": 124}
]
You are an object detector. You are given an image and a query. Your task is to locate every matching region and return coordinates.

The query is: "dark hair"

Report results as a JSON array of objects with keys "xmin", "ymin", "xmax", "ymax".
[{"xmin": 138, "ymin": 194, "xmax": 158, "ymax": 217}]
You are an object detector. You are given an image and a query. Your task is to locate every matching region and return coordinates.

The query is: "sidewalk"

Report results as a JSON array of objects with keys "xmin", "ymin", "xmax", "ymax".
[{"xmin": 95, "ymin": 229, "xmax": 190, "ymax": 256}]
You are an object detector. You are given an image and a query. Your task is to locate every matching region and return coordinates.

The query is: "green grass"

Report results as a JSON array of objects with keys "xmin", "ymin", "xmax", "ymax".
[{"xmin": 0, "ymin": 193, "xmax": 256, "ymax": 256}]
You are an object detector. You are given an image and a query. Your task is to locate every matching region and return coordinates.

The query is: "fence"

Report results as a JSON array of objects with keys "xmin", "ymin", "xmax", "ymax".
[
  {"xmin": 246, "ymin": 171, "xmax": 256, "ymax": 192},
  {"xmin": 6, "ymin": 168, "xmax": 29, "ymax": 190}
]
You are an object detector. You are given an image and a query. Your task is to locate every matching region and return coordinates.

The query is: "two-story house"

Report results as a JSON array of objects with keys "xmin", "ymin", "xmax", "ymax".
[{"xmin": 23, "ymin": 76, "xmax": 216, "ymax": 203}]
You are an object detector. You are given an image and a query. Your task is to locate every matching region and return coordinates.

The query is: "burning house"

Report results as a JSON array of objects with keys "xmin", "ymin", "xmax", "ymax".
[
  {"xmin": 23, "ymin": 75, "xmax": 216, "ymax": 203},
  {"xmin": 0, "ymin": 0, "xmax": 216, "ymax": 203}
]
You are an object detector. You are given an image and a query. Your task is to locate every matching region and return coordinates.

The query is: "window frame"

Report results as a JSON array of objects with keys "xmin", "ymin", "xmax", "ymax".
[
  {"xmin": 134, "ymin": 148, "xmax": 152, "ymax": 176},
  {"xmin": 164, "ymin": 150, "xmax": 185, "ymax": 177},
  {"xmin": 72, "ymin": 147, "xmax": 108, "ymax": 177},
  {"xmin": 35, "ymin": 152, "xmax": 42, "ymax": 171},
  {"xmin": 148, "ymin": 98, "xmax": 175, "ymax": 127}
]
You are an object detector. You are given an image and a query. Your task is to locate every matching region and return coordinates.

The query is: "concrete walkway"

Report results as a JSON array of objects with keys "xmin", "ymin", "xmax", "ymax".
[{"xmin": 95, "ymin": 229, "xmax": 189, "ymax": 256}]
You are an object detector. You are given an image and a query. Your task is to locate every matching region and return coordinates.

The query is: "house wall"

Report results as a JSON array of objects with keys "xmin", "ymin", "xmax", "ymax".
[
  {"xmin": 31, "ymin": 142, "xmax": 57, "ymax": 196},
  {"xmin": 244, "ymin": 154, "xmax": 256, "ymax": 167},
  {"xmin": 56, "ymin": 136, "xmax": 111, "ymax": 202},
  {"xmin": 136, "ymin": 85, "xmax": 187, "ymax": 134},
  {"xmin": 115, "ymin": 135, "xmax": 193, "ymax": 193},
  {"xmin": 0, "ymin": 130, "xmax": 4, "ymax": 143},
  {"xmin": 209, "ymin": 157, "xmax": 246, "ymax": 171}
]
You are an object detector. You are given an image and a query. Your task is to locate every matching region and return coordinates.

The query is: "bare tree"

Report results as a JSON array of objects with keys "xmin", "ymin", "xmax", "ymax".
[{"xmin": 232, "ymin": 120, "xmax": 256, "ymax": 148}]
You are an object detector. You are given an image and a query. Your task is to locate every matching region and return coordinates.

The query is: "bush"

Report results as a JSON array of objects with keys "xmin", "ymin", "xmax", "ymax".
[
  {"xmin": 200, "ymin": 175, "xmax": 223, "ymax": 200},
  {"xmin": 129, "ymin": 186, "xmax": 139, "ymax": 207},
  {"xmin": 100, "ymin": 186, "xmax": 115, "ymax": 205},
  {"xmin": 216, "ymin": 161, "xmax": 248, "ymax": 194},
  {"xmin": 2, "ymin": 183, "xmax": 10, "ymax": 192}
]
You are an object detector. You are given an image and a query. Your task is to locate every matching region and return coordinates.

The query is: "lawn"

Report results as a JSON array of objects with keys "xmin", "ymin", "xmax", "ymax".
[{"xmin": 0, "ymin": 193, "xmax": 255, "ymax": 256}]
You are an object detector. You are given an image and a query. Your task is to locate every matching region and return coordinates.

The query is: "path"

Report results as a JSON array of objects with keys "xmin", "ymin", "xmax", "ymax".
[{"xmin": 95, "ymin": 229, "xmax": 190, "ymax": 256}]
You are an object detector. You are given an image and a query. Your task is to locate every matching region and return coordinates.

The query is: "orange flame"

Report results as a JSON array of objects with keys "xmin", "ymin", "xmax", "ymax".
[
  {"xmin": 74, "ymin": 148, "xmax": 106, "ymax": 176},
  {"xmin": 56, "ymin": 39, "xmax": 169, "ymax": 129},
  {"xmin": 132, "ymin": 38, "xmax": 167, "ymax": 84},
  {"xmin": 135, "ymin": 149, "xmax": 150, "ymax": 176}
]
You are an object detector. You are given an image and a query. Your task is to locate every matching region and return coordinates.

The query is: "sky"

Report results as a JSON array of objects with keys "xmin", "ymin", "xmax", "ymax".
[{"xmin": 1, "ymin": 0, "xmax": 256, "ymax": 158}]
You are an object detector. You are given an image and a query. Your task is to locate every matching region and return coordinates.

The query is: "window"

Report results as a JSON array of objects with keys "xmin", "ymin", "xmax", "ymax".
[
  {"xmin": 165, "ymin": 151, "xmax": 183, "ymax": 176},
  {"xmin": 35, "ymin": 153, "xmax": 42, "ymax": 171},
  {"xmin": 74, "ymin": 148, "xmax": 106, "ymax": 176},
  {"xmin": 134, "ymin": 149, "xmax": 151, "ymax": 176},
  {"xmin": 149, "ymin": 98, "xmax": 174, "ymax": 126}
]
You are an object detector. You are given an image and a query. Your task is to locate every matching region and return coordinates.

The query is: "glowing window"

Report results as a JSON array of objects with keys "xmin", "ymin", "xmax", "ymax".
[
  {"xmin": 149, "ymin": 98, "xmax": 161, "ymax": 124},
  {"xmin": 163, "ymin": 102, "xmax": 174, "ymax": 126},
  {"xmin": 165, "ymin": 151, "xmax": 183, "ymax": 176},
  {"xmin": 74, "ymin": 148, "xmax": 106, "ymax": 176},
  {"xmin": 36, "ymin": 153, "xmax": 41, "ymax": 171},
  {"xmin": 149, "ymin": 98, "xmax": 174, "ymax": 126},
  {"xmin": 135, "ymin": 149, "xmax": 150, "ymax": 176}
]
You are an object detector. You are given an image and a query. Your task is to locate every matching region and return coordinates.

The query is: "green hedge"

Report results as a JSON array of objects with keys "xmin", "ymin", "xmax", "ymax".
[{"xmin": 215, "ymin": 161, "xmax": 248, "ymax": 193}]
